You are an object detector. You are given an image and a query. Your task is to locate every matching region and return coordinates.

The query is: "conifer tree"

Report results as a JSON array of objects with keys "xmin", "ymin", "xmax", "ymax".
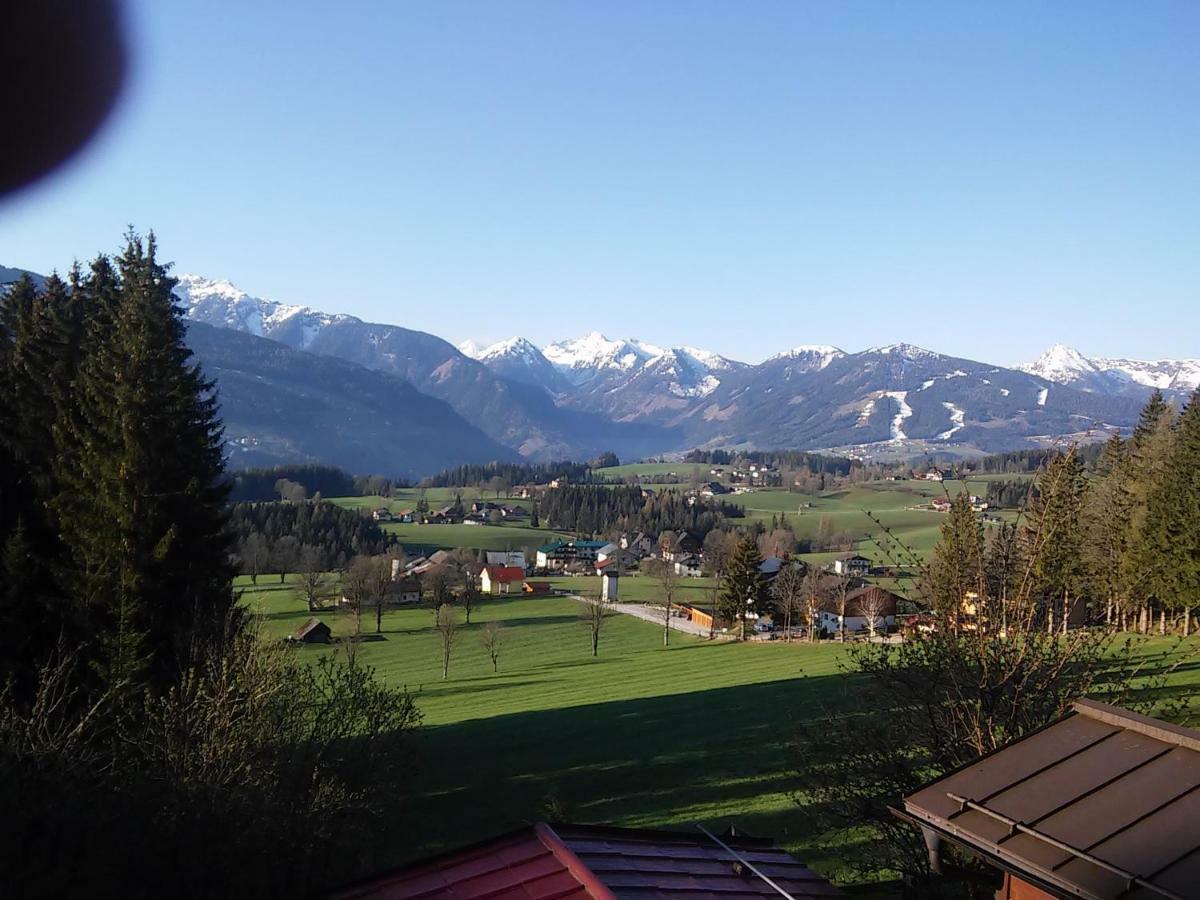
[
  {"xmin": 1142, "ymin": 390, "xmax": 1200, "ymax": 633},
  {"xmin": 925, "ymin": 492, "xmax": 985, "ymax": 631},
  {"xmin": 1120, "ymin": 391, "xmax": 1177, "ymax": 630},
  {"xmin": 1021, "ymin": 448, "xmax": 1089, "ymax": 631},
  {"xmin": 55, "ymin": 234, "xmax": 236, "ymax": 689},
  {"xmin": 1084, "ymin": 435, "xmax": 1134, "ymax": 626},
  {"xmin": 719, "ymin": 534, "xmax": 765, "ymax": 639}
]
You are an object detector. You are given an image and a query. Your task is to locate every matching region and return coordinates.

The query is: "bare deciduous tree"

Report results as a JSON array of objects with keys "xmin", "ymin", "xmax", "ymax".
[
  {"xmin": 770, "ymin": 563, "xmax": 807, "ymax": 642},
  {"xmin": 579, "ymin": 594, "xmax": 611, "ymax": 657},
  {"xmin": 296, "ymin": 547, "xmax": 332, "ymax": 611},
  {"xmin": 858, "ymin": 589, "xmax": 888, "ymax": 639},
  {"xmin": 342, "ymin": 554, "xmax": 374, "ymax": 635},
  {"xmin": 480, "ymin": 620, "xmax": 505, "ymax": 672},
  {"xmin": 644, "ymin": 555, "xmax": 679, "ymax": 647},
  {"xmin": 367, "ymin": 556, "xmax": 394, "ymax": 634},
  {"xmin": 434, "ymin": 604, "xmax": 459, "ymax": 679},
  {"xmin": 801, "ymin": 566, "xmax": 825, "ymax": 642},
  {"xmin": 832, "ymin": 573, "xmax": 852, "ymax": 642}
]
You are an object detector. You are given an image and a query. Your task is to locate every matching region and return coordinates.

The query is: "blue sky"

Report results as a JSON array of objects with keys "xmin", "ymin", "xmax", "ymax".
[{"xmin": 1, "ymin": 1, "xmax": 1197, "ymax": 364}]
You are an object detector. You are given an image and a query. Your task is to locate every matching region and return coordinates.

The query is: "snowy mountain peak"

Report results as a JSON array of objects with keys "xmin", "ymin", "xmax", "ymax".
[
  {"xmin": 1018, "ymin": 345, "xmax": 1200, "ymax": 395},
  {"xmin": 457, "ymin": 339, "xmax": 482, "ymax": 358},
  {"xmin": 769, "ymin": 344, "xmax": 844, "ymax": 368},
  {"xmin": 474, "ymin": 336, "xmax": 545, "ymax": 362},
  {"xmin": 175, "ymin": 273, "xmax": 345, "ymax": 349},
  {"xmin": 1017, "ymin": 344, "xmax": 1101, "ymax": 383},
  {"xmin": 868, "ymin": 342, "xmax": 941, "ymax": 360}
]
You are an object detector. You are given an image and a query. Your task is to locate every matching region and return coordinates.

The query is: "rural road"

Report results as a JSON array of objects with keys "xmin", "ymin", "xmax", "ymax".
[{"xmin": 569, "ymin": 595, "xmax": 713, "ymax": 637}]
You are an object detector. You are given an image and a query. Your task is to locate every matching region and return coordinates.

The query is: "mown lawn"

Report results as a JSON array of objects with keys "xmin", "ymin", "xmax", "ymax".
[{"xmin": 240, "ymin": 579, "xmax": 1200, "ymax": 888}]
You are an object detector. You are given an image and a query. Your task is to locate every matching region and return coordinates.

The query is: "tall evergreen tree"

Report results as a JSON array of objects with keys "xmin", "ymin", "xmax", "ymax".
[
  {"xmin": 719, "ymin": 534, "xmax": 765, "ymax": 640},
  {"xmin": 1120, "ymin": 391, "xmax": 1176, "ymax": 630},
  {"xmin": 1021, "ymin": 448, "xmax": 1089, "ymax": 631},
  {"xmin": 1142, "ymin": 390, "xmax": 1200, "ymax": 634},
  {"xmin": 54, "ymin": 235, "xmax": 237, "ymax": 689},
  {"xmin": 925, "ymin": 492, "xmax": 985, "ymax": 631}
]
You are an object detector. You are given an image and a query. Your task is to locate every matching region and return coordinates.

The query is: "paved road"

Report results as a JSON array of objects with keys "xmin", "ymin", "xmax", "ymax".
[{"xmin": 569, "ymin": 594, "xmax": 713, "ymax": 637}]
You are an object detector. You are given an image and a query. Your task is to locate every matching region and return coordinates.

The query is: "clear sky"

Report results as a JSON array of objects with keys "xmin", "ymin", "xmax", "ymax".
[{"xmin": 1, "ymin": 1, "xmax": 1197, "ymax": 364}]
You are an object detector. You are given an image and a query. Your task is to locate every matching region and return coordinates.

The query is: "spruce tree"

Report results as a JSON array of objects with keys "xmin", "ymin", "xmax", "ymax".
[
  {"xmin": 719, "ymin": 534, "xmax": 765, "ymax": 640},
  {"xmin": 55, "ymin": 235, "xmax": 237, "ymax": 689},
  {"xmin": 1021, "ymin": 448, "xmax": 1089, "ymax": 631},
  {"xmin": 1142, "ymin": 390, "xmax": 1200, "ymax": 633},
  {"xmin": 1120, "ymin": 391, "xmax": 1177, "ymax": 630},
  {"xmin": 1084, "ymin": 435, "xmax": 1134, "ymax": 626},
  {"xmin": 925, "ymin": 492, "xmax": 985, "ymax": 630}
]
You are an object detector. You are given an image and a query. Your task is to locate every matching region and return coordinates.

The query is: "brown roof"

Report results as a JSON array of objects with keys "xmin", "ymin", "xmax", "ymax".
[
  {"xmin": 901, "ymin": 699, "xmax": 1200, "ymax": 900},
  {"xmin": 330, "ymin": 822, "xmax": 839, "ymax": 899}
]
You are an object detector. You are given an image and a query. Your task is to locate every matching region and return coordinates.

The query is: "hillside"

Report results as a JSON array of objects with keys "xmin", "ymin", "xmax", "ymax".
[{"xmin": 184, "ymin": 321, "xmax": 518, "ymax": 478}]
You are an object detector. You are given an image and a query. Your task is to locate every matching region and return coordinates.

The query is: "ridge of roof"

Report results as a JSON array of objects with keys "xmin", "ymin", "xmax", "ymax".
[{"xmin": 1072, "ymin": 698, "xmax": 1200, "ymax": 752}]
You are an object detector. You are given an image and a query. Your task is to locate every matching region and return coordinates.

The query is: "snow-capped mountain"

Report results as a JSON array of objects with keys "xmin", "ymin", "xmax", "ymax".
[
  {"xmin": 680, "ymin": 342, "xmax": 1142, "ymax": 454},
  {"xmin": 458, "ymin": 336, "xmax": 571, "ymax": 394},
  {"xmin": 543, "ymin": 332, "xmax": 669, "ymax": 385},
  {"xmin": 479, "ymin": 332, "xmax": 751, "ymax": 420},
  {"xmin": 10, "ymin": 258, "xmax": 1167, "ymax": 464},
  {"xmin": 1018, "ymin": 344, "xmax": 1200, "ymax": 397},
  {"xmin": 175, "ymin": 274, "xmax": 345, "ymax": 349},
  {"xmin": 1091, "ymin": 356, "xmax": 1200, "ymax": 394}
]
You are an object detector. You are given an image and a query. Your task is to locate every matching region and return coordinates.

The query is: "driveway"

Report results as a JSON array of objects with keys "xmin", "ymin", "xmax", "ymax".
[{"xmin": 569, "ymin": 594, "xmax": 714, "ymax": 638}]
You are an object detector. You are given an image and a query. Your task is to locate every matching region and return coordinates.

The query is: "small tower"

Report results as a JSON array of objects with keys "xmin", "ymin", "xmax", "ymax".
[{"xmin": 601, "ymin": 569, "xmax": 620, "ymax": 602}]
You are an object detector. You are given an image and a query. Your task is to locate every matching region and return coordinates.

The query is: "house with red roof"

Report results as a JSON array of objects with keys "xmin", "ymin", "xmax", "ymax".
[{"xmin": 480, "ymin": 565, "xmax": 525, "ymax": 595}]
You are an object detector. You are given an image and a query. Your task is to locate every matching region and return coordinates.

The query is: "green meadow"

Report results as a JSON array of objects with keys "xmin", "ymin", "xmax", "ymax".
[
  {"xmin": 328, "ymin": 477, "xmax": 1025, "ymax": 581},
  {"xmin": 243, "ymin": 580, "xmax": 1199, "ymax": 887}
]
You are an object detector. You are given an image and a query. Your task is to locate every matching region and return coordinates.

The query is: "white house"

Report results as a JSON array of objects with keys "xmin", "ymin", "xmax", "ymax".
[
  {"xmin": 673, "ymin": 554, "xmax": 703, "ymax": 577},
  {"xmin": 831, "ymin": 554, "xmax": 871, "ymax": 577},
  {"xmin": 485, "ymin": 550, "xmax": 526, "ymax": 569},
  {"xmin": 818, "ymin": 586, "xmax": 899, "ymax": 635}
]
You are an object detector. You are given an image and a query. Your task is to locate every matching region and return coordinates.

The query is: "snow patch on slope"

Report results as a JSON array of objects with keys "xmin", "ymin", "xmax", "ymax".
[
  {"xmin": 883, "ymin": 391, "xmax": 912, "ymax": 441},
  {"xmin": 938, "ymin": 402, "xmax": 966, "ymax": 440},
  {"xmin": 1037, "ymin": 387, "xmax": 1049, "ymax": 406}
]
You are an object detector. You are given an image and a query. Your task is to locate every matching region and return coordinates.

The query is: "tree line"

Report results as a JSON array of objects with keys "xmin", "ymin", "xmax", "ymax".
[
  {"xmin": 420, "ymin": 458, "xmax": 595, "ymax": 488},
  {"xmin": 538, "ymin": 484, "xmax": 743, "ymax": 538},
  {"xmin": 683, "ymin": 447, "xmax": 856, "ymax": 476},
  {"xmin": 0, "ymin": 237, "xmax": 420, "ymax": 897},
  {"xmin": 230, "ymin": 500, "xmax": 395, "ymax": 580},
  {"xmin": 228, "ymin": 463, "xmax": 408, "ymax": 502}
]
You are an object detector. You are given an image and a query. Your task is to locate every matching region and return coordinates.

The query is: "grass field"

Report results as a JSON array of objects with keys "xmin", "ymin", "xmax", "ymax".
[
  {"xmin": 328, "ymin": 478, "xmax": 1016, "ymax": 567},
  {"xmin": 243, "ymin": 577, "xmax": 1200, "ymax": 887}
]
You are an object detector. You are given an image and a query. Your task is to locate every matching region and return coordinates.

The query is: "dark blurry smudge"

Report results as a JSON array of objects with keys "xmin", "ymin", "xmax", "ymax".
[{"xmin": 1, "ymin": 0, "xmax": 127, "ymax": 199}]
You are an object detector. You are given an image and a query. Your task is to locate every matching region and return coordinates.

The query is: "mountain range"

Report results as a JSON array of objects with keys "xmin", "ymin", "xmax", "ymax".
[{"xmin": 5, "ymin": 266, "xmax": 1197, "ymax": 475}]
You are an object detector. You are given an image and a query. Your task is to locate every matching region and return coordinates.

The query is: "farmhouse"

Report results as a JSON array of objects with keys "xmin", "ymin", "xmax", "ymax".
[
  {"xmin": 931, "ymin": 495, "xmax": 951, "ymax": 512},
  {"xmin": 535, "ymin": 539, "xmax": 608, "ymax": 570},
  {"xmin": 620, "ymin": 531, "xmax": 656, "ymax": 559},
  {"xmin": 289, "ymin": 617, "xmax": 331, "ymax": 644},
  {"xmin": 900, "ymin": 699, "xmax": 1200, "ymax": 900},
  {"xmin": 818, "ymin": 586, "xmax": 900, "ymax": 634},
  {"xmin": 331, "ymin": 822, "xmax": 838, "ymax": 898},
  {"xmin": 370, "ymin": 507, "xmax": 393, "ymax": 522},
  {"xmin": 700, "ymin": 481, "xmax": 730, "ymax": 497},
  {"xmin": 480, "ymin": 565, "xmax": 524, "ymax": 594},
  {"xmin": 831, "ymin": 553, "xmax": 871, "ymax": 577},
  {"xmin": 673, "ymin": 554, "xmax": 703, "ymax": 577},
  {"xmin": 485, "ymin": 550, "xmax": 526, "ymax": 569},
  {"xmin": 393, "ymin": 578, "xmax": 421, "ymax": 604},
  {"xmin": 922, "ymin": 467, "xmax": 947, "ymax": 481}
]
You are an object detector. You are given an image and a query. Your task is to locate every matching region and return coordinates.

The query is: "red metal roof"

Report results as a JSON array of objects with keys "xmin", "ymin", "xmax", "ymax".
[
  {"xmin": 484, "ymin": 565, "xmax": 525, "ymax": 583},
  {"xmin": 901, "ymin": 700, "xmax": 1200, "ymax": 899},
  {"xmin": 330, "ymin": 823, "xmax": 839, "ymax": 899}
]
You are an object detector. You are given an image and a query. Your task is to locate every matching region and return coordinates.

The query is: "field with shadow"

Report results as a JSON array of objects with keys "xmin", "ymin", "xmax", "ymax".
[{"xmin": 240, "ymin": 582, "xmax": 1199, "ymax": 889}]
